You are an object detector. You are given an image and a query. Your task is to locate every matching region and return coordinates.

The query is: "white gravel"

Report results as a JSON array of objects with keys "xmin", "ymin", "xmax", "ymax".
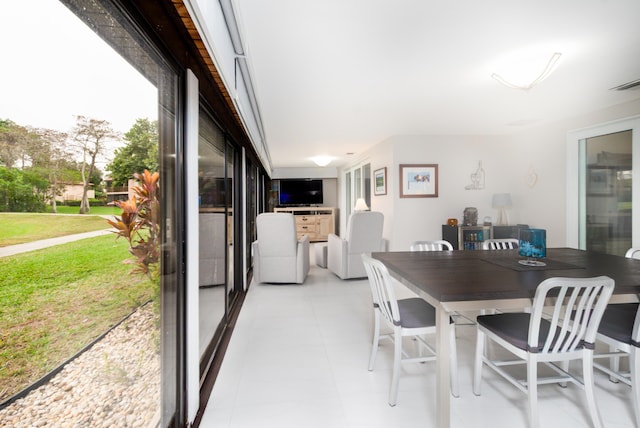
[{"xmin": 0, "ymin": 304, "xmax": 160, "ymax": 428}]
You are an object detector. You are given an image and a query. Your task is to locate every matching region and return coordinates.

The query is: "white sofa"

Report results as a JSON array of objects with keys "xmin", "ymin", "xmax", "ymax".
[
  {"xmin": 327, "ymin": 211, "xmax": 386, "ymax": 279},
  {"xmin": 252, "ymin": 212, "xmax": 310, "ymax": 284}
]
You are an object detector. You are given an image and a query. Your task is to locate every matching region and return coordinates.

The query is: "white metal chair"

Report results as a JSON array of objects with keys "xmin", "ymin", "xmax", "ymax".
[
  {"xmin": 625, "ymin": 247, "xmax": 640, "ymax": 259},
  {"xmin": 481, "ymin": 238, "xmax": 519, "ymax": 250},
  {"xmin": 410, "ymin": 240, "xmax": 453, "ymax": 251},
  {"xmin": 473, "ymin": 276, "xmax": 615, "ymax": 428},
  {"xmin": 409, "ymin": 240, "xmax": 476, "ymax": 326},
  {"xmin": 593, "ymin": 302, "xmax": 640, "ymax": 427},
  {"xmin": 362, "ymin": 254, "xmax": 459, "ymax": 406},
  {"xmin": 591, "ymin": 247, "xmax": 640, "ymax": 426}
]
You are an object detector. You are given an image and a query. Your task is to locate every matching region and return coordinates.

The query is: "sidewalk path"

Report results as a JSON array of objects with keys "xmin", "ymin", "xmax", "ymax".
[{"xmin": 0, "ymin": 229, "xmax": 114, "ymax": 258}]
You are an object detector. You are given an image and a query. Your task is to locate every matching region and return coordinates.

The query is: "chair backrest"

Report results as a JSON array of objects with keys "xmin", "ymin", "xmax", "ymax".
[
  {"xmin": 346, "ymin": 211, "xmax": 384, "ymax": 253},
  {"xmin": 626, "ymin": 247, "xmax": 640, "ymax": 259},
  {"xmin": 256, "ymin": 213, "xmax": 298, "ymax": 256},
  {"xmin": 528, "ymin": 276, "xmax": 614, "ymax": 354},
  {"xmin": 482, "ymin": 238, "xmax": 519, "ymax": 250},
  {"xmin": 410, "ymin": 240, "xmax": 453, "ymax": 251},
  {"xmin": 362, "ymin": 254, "xmax": 400, "ymax": 326}
]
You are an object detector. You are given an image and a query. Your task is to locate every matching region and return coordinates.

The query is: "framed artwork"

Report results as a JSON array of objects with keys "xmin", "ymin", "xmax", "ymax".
[
  {"xmin": 399, "ymin": 164, "xmax": 438, "ymax": 198},
  {"xmin": 587, "ymin": 167, "xmax": 614, "ymax": 196},
  {"xmin": 374, "ymin": 167, "xmax": 387, "ymax": 195}
]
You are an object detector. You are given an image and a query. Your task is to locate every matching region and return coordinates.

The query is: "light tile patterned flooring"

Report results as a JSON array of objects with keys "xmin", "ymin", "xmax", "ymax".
[{"xmin": 202, "ymin": 248, "xmax": 637, "ymax": 427}]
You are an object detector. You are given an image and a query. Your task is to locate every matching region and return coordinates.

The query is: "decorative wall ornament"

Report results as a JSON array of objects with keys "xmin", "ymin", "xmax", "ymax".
[
  {"xmin": 526, "ymin": 165, "xmax": 538, "ymax": 188},
  {"xmin": 465, "ymin": 161, "xmax": 485, "ymax": 190}
]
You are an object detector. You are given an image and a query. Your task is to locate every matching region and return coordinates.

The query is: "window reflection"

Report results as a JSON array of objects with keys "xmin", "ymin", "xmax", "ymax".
[{"xmin": 198, "ymin": 112, "xmax": 226, "ymax": 357}]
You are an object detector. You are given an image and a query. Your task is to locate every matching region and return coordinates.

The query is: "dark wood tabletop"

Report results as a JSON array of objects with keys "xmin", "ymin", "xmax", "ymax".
[{"xmin": 372, "ymin": 247, "xmax": 640, "ymax": 303}]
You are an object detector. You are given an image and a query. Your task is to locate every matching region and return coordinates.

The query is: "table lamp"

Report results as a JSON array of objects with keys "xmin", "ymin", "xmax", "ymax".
[
  {"xmin": 354, "ymin": 198, "xmax": 369, "ymax": 211},
  {"xmin": 492, "ymin": 193, "xmax": 512, "ymax": 225}
]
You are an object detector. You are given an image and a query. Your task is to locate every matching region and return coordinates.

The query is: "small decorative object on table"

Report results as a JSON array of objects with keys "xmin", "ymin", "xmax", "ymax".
[
  {"xmin": 518, "ymin": 228, "xmax": 546, "ymax": 266},
  {"xmin": 447, "ymin": 218, "xmax": 458, "ymax": 227},
  {"xmin": 463, "ymin": 207, "xmax": 478, "ymax": 226}
]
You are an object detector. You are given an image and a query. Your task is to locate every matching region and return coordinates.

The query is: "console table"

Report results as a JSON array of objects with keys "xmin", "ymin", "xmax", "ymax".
[{"xmin": 273, "ymin": 207, "xmax": 337, "ymax": 242}]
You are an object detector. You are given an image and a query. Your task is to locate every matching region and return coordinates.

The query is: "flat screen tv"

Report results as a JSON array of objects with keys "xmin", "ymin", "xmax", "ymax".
[{"xmin": 279, "ymin": 179, "xmax": 323, "ymax": 206}]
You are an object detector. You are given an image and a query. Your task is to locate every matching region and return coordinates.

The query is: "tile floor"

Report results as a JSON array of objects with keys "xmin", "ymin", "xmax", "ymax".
[{"xmin": 201, "ymin": 249, "xmax": 637, "ymax": 428}]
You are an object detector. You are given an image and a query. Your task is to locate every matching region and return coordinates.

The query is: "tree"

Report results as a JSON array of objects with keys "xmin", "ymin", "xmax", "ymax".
[
  {"xmin": 34, "ymin": 128, "xmax": 70, "ymax": 213},
  {"xmin": 72, "ymin": 116, "xmax": 118, "ymax": 214},
  {"xmin": 0, "ymin": 119, "xmax": 34, "ymax": 168},
  {"xmin": 107, "ymin": 118, "xmax": 158, "ymax": 186}
]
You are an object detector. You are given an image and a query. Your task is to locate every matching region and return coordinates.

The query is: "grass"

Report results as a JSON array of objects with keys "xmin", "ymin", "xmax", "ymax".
[
  {"xmin": 0, "ymin": 213, "xmax": 112, "ymax": 247},
  {"xmin": 0, "ymin": 232, "xmax": 156, "ymax": 402},
  {"xmin": 49, "ymin": 205, "xmax": 122, "ymax": 216},
  {"xmin": 0, "ymin": 213, "xmax": 157, "ymax": 401}
]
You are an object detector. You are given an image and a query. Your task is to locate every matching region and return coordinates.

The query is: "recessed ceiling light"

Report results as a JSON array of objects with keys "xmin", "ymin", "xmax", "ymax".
[{"xmin": 311, "ymin": 156, "xmax": 332, "ymax": 167}]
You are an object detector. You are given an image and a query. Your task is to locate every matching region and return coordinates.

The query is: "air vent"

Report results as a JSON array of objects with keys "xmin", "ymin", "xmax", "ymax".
[{"xmin": 610, "ymin": 78, "xmax": 640, "ymax": 91}]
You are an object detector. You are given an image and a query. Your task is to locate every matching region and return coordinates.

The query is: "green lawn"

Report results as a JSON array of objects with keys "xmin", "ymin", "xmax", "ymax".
[
  {"xmin": 0, "ymin": 234, "xmax": 156, "ymax": 402},
  {"xmin": 0, "ymin": 213, "xmax": 112, "ymax": 247},
  {"xmin": 49, "ymin": 205, "xmax": 122, "ymax": 216}
]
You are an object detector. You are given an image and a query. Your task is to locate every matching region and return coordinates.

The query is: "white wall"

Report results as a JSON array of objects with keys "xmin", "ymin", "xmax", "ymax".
[{"xmin": 347, "ymin": 98, "xmax": 640, "ymax": 251}]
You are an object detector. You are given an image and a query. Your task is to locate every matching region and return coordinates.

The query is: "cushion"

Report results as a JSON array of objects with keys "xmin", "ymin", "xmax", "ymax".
[
  {"xmin": 598, "ymin": 303, "xmax": 639, "ymax": 345},
  {"xmin": 396, "ymin": 298, "xmax": 454, "ymax": 328}
]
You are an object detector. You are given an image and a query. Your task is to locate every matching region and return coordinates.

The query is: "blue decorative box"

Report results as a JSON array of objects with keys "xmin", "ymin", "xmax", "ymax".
[{"xmin": 519, "ymin": 229, "xmax": 546, "ymax": 264}]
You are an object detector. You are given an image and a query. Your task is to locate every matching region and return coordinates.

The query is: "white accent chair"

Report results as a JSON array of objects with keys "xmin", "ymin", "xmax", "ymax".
[
  {"xmin": 362, "ymin": 254, "xmax": 459, "ymax": 406},
  {"xmin": 481, "ymin": 238, "xmax": 519, "ymax": 250},
  {"xmin": 327, "ymin": 211, "xmax": 386, "ymax": 279},
  {"xmin": 199, "ymin": 213, "xmax": 227, "ymax": 286},
  {"xmin": 473, "ymin": 276, "xmax": 614, "ymax": 428},
  {"xmin": 252, "ymin": 213, "xmax": 310, "ymax": 284}
]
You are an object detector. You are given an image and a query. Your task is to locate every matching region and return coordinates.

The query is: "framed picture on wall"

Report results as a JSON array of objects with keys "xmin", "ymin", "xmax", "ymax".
[
  {"xmin": 399, "ymin": 164, "xmax": 438, "ymax": 198},
  {"xmin": 374, "ymin": 167, "xmax": 387, "ymax": 195}
]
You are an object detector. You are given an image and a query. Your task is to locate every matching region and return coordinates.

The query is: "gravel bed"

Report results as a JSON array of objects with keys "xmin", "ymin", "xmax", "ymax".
[{"xmin": 0, "ymin": 304, "xmax": 160, "ymax": 428}]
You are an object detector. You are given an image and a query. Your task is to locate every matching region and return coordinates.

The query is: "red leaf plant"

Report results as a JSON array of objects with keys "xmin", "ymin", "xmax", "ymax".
[{"xmin": 107, "ymin": 170, "xmax": 160, "ymax": 279}]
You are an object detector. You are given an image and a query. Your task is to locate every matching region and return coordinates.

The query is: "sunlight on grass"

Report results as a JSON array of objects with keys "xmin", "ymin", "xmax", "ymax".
[
  {"xmin": 0, "ymin": 235, "xmax": 156, "ymax": 401},
  {"xmin": 0, "ymin": 213, "xmax": 111, "ymax": 247}
]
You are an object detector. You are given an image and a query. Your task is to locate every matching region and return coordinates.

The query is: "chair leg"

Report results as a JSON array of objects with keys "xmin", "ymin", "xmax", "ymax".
[
  {"xmin": 473, "ymin": 329, "xmax": 485, "ymax": 396},
  {"xmin": 449, "ymin": 324, "xmax": 459, "ymax": 398},
  {"xmin": 368, "ymin": 310, "xmax": 380, "ymax": 371},
  {"xmin": 559, "ymin": 360, "xmax": 569, "ymax": 388},
  {"xmin": 582, "ymin": 351, "xmax": 603, "ymax": 428},
  {"xmin": 609, "ymin": 344, "xmax": 620, "ymax": 383},
  {"xmin": 527, "ymin": 354, "xmax": 540, "ymax": 428},
  {"xmin": 631, "ymin": 348, "xmax": 640, "ymax": 428},
  {"xmin": 389, "ymin": 327, "xmax": 402, "ymax": 406}
]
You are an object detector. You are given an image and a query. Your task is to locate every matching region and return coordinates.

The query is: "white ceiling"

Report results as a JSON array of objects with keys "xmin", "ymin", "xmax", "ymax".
[{"xmin": 234, "ymin": 0, "xmax": 640, "ymax": 168}]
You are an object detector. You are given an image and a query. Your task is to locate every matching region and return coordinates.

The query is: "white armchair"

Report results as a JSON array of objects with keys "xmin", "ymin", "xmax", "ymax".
[
  {"xmin": 252, "ymin": 213, "xmax": 310, "ymax": 284},
  {"xmin": 327, "ymin": 211, "xmax": 386, "ymax": 279}
]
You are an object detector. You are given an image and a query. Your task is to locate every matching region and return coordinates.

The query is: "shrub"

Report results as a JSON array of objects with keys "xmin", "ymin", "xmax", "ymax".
[{"xmin": 107, "ymin": 170, "xmax": 159, "ymax": 279}]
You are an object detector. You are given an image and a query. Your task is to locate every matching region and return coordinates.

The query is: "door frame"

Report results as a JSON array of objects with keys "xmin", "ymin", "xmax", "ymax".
[{"xmin": 566, "ymin": 115, "xmax": 640, "ymax": 249}]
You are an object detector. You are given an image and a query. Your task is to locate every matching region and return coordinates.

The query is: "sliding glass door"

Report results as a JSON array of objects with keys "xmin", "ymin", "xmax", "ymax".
[{"xmin": 584, "ymin": 131, "xmax": 632, "ymax": 256}]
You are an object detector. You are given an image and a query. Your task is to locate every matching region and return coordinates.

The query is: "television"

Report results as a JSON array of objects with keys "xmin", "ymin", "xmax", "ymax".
[{"xmin": 279, "ymin": 179, "xmax": 323, "ymax": 206}]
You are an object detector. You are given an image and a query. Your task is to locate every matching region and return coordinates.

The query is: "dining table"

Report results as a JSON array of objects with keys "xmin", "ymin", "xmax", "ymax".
[{"xmin": 372, "ymin": 247, "xmax": 640, "ymax": 428}]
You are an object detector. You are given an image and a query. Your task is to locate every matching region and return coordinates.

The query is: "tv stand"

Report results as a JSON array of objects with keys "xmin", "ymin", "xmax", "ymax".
[{"xmin": 274, "ymin": 207, "xmax": 337, "ymax": 242}]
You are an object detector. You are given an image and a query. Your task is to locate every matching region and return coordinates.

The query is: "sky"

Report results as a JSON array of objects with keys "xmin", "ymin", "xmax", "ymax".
[{"xmin": 0, "ymin": 0, "xmax": 157, "ymax": 139}]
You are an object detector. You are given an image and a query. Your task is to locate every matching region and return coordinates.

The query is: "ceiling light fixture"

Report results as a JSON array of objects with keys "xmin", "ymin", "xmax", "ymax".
[
  {"xmin": 311, "ymin": 156, "xmax": 332, "ymax": 167},
  {"xmin": 492, "ymin": 52, "xmax": 562, "ymax": 90}
]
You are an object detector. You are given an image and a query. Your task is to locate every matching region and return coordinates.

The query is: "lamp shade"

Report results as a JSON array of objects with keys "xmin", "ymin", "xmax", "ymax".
[
  {"xmin": 354, "ymin": 198, "xmax": 369, "ymax": 211},
  {"xmin": 492, "ymin": 193, "xmax": 512, "ymax": 208}
]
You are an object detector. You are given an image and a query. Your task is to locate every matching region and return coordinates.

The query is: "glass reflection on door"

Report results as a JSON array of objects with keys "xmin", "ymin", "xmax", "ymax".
[
  {"xmin": 585, "ymin": 130, "xmax": 632, "ymax": 256},
  {"xmin": 198, "ymin": 114, "xmax": 226, "ymax": 357}
]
